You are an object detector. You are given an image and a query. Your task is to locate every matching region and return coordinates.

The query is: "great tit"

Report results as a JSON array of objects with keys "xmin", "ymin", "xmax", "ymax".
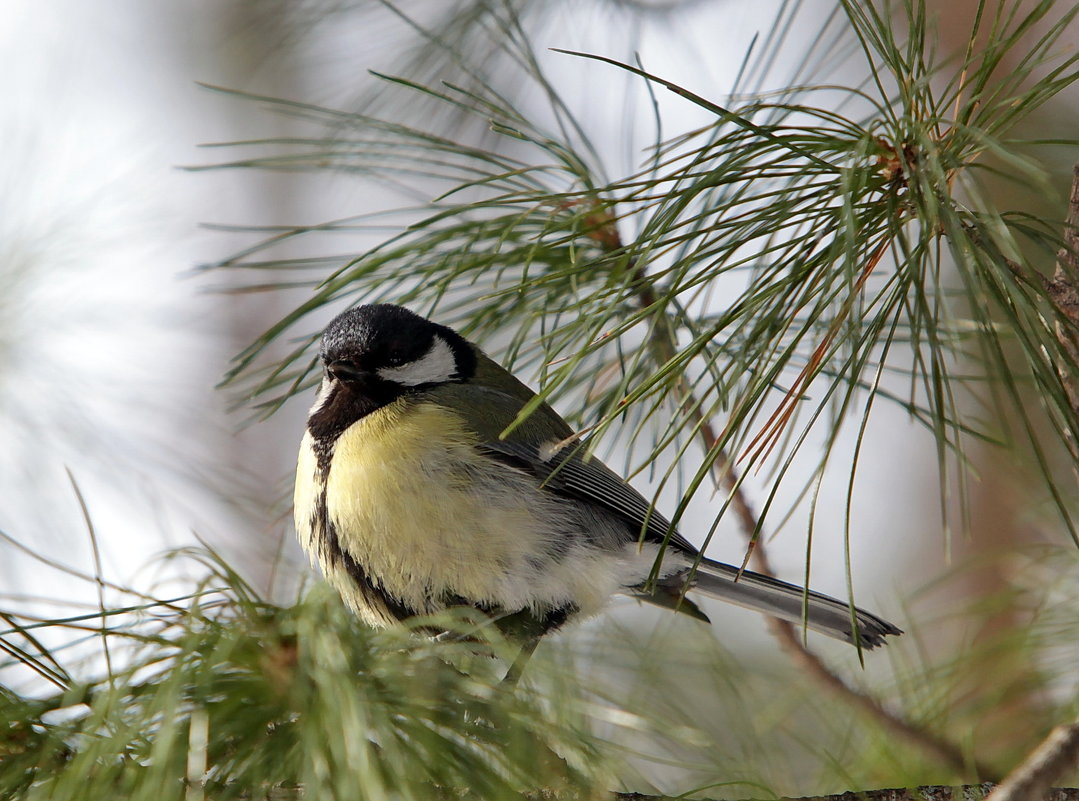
[{"xmin": 294, "ymin": 304, "xmax": 901, "ymax": 650}]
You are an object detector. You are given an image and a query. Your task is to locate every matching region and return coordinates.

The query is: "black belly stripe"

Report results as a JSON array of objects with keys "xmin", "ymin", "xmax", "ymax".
[
  {"xmin": 305, "ymin": 376, "xmax": 577, "ymax": 638},
  {"xmin": 315, "ymin": 485, "xmax": 418, "ymax": 623},
  {"xmin": 306, "ymin": 382, "xmax": 419, "ymax": 624},
  {"xmin": 307, "ymin": 380, "xmax": 396, "ymax": 474},
  {"xmin": 315, "ymin": 479, "xmax": 577, "ymax": 638}
]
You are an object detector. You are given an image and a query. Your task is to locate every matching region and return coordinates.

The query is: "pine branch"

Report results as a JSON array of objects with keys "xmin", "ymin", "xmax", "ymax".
[
  {"xmin": 190, "ymin": 0, "xmax": 1079, "ymax": 794},
  {"xmin": 178, "ymin": 782, "xmax": 1079, "ymax": 800},
  {"xmin": 1048, "ymin": 164, "xmax": 1079, "ymax": 470},
  {"xmin": 986, "ymin": 721, "xmax": 1079, "ymax": 801},
  {"xmin": 600, "ymin": 211, "xmax": 999, "ymax": 783},
  {"xmin": 986, "ymin": 161, "xmax": 1079, "ymax": 471},
  {"xmin": 617, "ymin": 786, "xmax": 1079, "ymax": 801}
]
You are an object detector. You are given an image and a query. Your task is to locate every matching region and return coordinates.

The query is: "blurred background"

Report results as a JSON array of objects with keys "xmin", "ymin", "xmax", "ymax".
[
  {"xmin": 0, "ymin": 0, "xmax": 917, "ymax": 636},
  {"xmin": 1, "ymin": 1, "xmax": 1077, "ymax": 795}
]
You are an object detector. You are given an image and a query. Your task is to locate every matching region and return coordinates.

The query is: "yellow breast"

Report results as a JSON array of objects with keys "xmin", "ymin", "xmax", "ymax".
[{"xmin": 321, "ymin": 399, "xmax": 547, "ymax": 614}]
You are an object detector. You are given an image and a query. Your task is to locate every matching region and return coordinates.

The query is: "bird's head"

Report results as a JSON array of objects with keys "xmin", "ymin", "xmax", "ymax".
[{"xmin": 317, "ymin": 304, "xmax": 476, "ymax": 400}]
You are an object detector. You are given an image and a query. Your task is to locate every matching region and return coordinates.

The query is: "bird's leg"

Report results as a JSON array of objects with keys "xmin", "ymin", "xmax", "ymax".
[{"xmin": 501, "ymin": 637, "xmax": 540, "ymax": 687}]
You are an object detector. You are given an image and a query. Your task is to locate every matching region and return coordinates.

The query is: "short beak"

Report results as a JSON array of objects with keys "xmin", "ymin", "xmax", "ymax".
[{"xmin": 326, "ymin": 359, "xmax": 370, "ymax": 383}]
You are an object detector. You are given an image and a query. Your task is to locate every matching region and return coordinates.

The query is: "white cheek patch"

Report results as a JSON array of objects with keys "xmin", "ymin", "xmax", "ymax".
[
  {"xmin": 376, "ymin": 335, "xmax": 458, "ymax": 386},
  {"xmin": 308, "ymin": 377, "xmax": 334, "ymax": 415}
]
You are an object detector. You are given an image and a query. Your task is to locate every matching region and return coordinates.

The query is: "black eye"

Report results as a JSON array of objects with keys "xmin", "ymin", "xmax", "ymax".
[{"xmin": 384, "ymin": 344, "xmax": 407, "ymax": 365}]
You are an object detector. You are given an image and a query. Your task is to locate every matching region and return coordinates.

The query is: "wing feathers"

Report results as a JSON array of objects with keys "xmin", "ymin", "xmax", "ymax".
[
  {"xmin": 462, "ymin": 390, "xmax": 899, "ymax": 649},
  {"xmin": 477, "ymin": 440, "xmax": 697, "ymax": 552}
]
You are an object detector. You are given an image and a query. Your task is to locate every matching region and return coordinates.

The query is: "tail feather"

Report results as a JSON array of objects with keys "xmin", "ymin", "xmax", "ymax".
[{"xmin": 682, "ymin": 558, "xmax": 902, "ymax": 649}]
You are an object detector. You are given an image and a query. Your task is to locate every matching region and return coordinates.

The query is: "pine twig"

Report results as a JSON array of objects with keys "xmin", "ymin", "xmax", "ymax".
[
  {"xmin": 992, "ymin": 162, "xmax": 1079, "ymax": 473},
  {"xmin": 694, "ymin": 416, "xmax": 998, "ymax": 783},
  {"xmin": 986, "ymin": 722, "xmax": 1079, "ymax": 801},
  {"xmin": 1048, "ymin": 164, "xmax": 1079, "ymax": 472},
  {"xmin": 613, "ymin": 229, "xmax": 999, "ymax": 782},
  {"xmin": 617, "ymin": 784, "xmax": 1079, "ymax": 801}
]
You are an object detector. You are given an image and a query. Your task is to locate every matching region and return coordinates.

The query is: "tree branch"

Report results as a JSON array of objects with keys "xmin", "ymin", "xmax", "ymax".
[
  {"xmin": 606, "ymin": 217, "xmax": 998, "ymax": 782},
  {"xmin": 690, "ymin": 415, "xmax": 997, "ymax": 782},
  {"xmin": 993, "ymin": 162, "xmax": 1079, "ymax": 472},
  {"xmin": 987, "ymin": 722, "xmax": 1079, "ymax": 801},
  {"xmin": 1049, "ymin": 164, "xmax": 1079, "ymax": 474},
  {"xmin": 613, "ymin": 784, "xmax": 1079, "ymax": 801}
]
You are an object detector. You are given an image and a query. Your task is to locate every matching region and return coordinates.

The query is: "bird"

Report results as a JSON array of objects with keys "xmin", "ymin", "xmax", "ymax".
[{"xmin": 294, "ymin": 303, "xmax": 901, "ymax": 660}]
